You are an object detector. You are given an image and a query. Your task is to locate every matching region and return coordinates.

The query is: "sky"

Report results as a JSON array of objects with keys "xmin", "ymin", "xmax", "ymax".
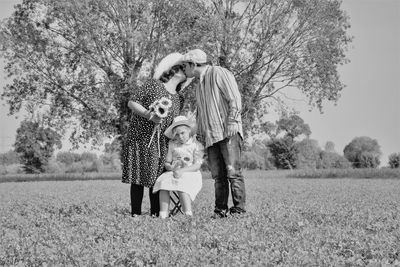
[{"xmin": 0, "ymin": 0, "xmax": 399, "ymax": 165}]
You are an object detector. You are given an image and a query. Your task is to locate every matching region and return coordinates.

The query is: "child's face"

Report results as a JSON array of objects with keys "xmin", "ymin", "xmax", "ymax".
[{"xmin": 173, "ymin": 125, "xmax": 191, "ymax": 144}]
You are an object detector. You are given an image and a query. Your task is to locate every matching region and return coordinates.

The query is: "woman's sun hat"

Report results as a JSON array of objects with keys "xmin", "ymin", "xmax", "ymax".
[
  {"xmin": 164, "ymin": 115, "xmax": 196, "ymax": 139},
  {"xmin": 153, "ymin": 52, "xmax": 194, "ymax": 89},
  {"xmin": 153, "ymin": 52, "xmax": 184, "ymax": 80}
]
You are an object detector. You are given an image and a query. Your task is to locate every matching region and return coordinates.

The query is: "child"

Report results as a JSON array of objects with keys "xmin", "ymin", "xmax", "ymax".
[{"xmin": 153, "ymin": 115, "xmax": 204, "ymax": 219}]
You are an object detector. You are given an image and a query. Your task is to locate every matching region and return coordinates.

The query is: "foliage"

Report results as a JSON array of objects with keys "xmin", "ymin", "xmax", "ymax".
[
  {"xmin": 276, "ymin": 114, "xmax": 311, "ymax": 139},
  {"xmin": 318, "ymin": 151, "xmax": 352, "ymax": 169},
  {"xmin": 295, "ymin": 138, "xmax": 321, "ymax": 169},
  {"xmin": 241, "ymin": 151, "xmax": 265, "ymax": 170},
  {"xmin": 0, "ymin": 0, "xmax": 213, "ymax": 147},
  {"xmin": 268, "ymin": 136, "xmax": 298, "ymax": 169},
  {"xmin": 1, "ymin": 177, "xmax": 400, "ymax": 265},
  {"xmin": 324, "ymin": 141, "xmax": 336, "ymax": 152},
  {"xmin": 1, "ymin": 0, "xmax": 352, "ymax": 144},
  {"xmin": 388, "ymin": 153, "xmax": 400, "ymax": 169},
  {"xmin": 246, "ymin": 139, "xmax": 275, "ymax": 170},
  {"xmin": 288, "ymin": 168, "xmax": 400, "ymax": 179},
  {"xmin": 343, "ymin": 136, "xmax": 382, "ymax": 168},
  {"xmin": 0, "ymin": 150, "xmax": 20, "ymax": 165},
  {"xmin": 14, "ymin": 119, "xmax": 62, "ymax": 173},
  {"xmin": 56, "ymin": 151, "xmax": 81, "ymax": 165},
  {"xmin": 208, "ymin": 0, "xmax": 351, "ymax": 133},
  {"xmin": 264, "ymin": 114, "xmax": 312, "ymax": 169}
]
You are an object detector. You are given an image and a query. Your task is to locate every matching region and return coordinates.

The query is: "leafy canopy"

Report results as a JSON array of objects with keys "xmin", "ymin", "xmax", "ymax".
[{"xmin": 1, "ymin": 0, "xmax": 351, "ymax": 146}]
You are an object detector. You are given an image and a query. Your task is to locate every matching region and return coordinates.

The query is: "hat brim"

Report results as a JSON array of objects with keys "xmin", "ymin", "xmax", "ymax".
[
  {"xmin": 153, "ymin": 53, "xmax": 184, "ymax": 80},
  {"xmin": 164, "ymin": 119, "xmax": 196, "ymax": 139}
]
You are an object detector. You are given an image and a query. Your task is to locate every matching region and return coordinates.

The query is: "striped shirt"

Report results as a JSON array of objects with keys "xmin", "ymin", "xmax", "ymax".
[{"xmin": 196, "ymin": 65, "xmax": 243, "ymax": 148}]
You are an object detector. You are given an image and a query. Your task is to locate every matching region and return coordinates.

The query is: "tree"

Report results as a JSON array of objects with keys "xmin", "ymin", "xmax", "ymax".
[
  {"xmin": 14, "ymin": 119, "xmax": 62, "ymax": 173},
  {"xmin": 295, "ymin": 138, "xmax": 321, "ymax": 169},
  {"xmin": 324, "ymin": 141, "xmax": 335, "ymax": 152},
  {"xmin": 343, "ymin": 136, "xmax": 382, "ymax": 168},
  {"xmin": 207, "ymin": 0, "xmax": 351, "ymax": 132},
  {"xmin": 264, "ymin": 114, "xmax": 311, "ymax": 169},
  {"xmin": 388, "ymin": 153, "xmax": 400, "ymax": 169},
  {"xmin": 268, "ymin": 136, "xmax": 298, "ymax": 169},
  {"xmin": 318, "ymin": 151, "xmax": 351, "ymax": 169},
  {"xmin": 0, "ymin": 0, "xmax": 213, "ymax": 148},
  {"xmin": 1, "ymin": 0, "xmax": 351, "ymax": 145}
]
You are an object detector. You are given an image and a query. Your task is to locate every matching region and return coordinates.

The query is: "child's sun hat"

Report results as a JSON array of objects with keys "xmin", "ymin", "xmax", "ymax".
[{"xmin": 164, "ymin": 115, "xmax": 196, "ymax": 139}]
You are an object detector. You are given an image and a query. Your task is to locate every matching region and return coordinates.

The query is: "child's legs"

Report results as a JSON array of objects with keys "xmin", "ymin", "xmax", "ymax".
[
  {"xmin": 159, "ymin": 190, "xmax": 170, "ymax": 218},
  {"xmin": 178, "ymin": 192, "xmax": 192, "ymax": 215}
]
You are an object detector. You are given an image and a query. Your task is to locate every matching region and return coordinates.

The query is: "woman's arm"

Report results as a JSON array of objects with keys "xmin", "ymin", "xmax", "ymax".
[
  {"xmin": 128, "ymin": 101, "xmax": 161, "ymax": 123},
  {"xmin": 128, "ymin": 101, "xmax": 151, "ymax": 119}
]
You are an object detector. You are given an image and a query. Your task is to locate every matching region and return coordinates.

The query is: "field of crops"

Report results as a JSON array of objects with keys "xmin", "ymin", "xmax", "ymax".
[{"xmin": 1, "ymin": 173, "xmax": 400, "ymax": 266}]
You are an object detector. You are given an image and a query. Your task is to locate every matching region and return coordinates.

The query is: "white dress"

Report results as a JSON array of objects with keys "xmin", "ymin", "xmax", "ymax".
[{"xmin": 153, "ymin": 138, "xmax": 204, "ymax": 201}]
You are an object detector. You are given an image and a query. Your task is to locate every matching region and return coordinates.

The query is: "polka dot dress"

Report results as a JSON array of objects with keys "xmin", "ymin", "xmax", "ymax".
[{"xmin": 121, "ymin": 79, "xmax": 181, "ymax": 187}]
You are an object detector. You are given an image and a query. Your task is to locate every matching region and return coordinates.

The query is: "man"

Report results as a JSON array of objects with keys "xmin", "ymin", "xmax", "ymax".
[{"xmin": 182, "ymin": 49, "xmax": 246, "ymax": 218}]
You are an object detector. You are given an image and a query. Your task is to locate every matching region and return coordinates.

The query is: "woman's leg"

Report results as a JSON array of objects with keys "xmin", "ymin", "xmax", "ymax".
[
  {"xmin": 178, "ymin": 192, "xmax": 193, "ymax": 216},
  {"xmin": 149, "ymin": 187, "xmax": 160, "ymax": 217},
  {"xmin": 159, "ymin": 190, "xmax": 170, "ymax": 219},
  {"xmin": 130, "ymin": 184, "xmax": 144, "ymax": 216}
]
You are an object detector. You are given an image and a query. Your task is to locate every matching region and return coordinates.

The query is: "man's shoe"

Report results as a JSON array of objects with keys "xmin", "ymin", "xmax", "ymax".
[{"xmin": 211, "ymin": 209, "xmax": 228, "ymax": 219}]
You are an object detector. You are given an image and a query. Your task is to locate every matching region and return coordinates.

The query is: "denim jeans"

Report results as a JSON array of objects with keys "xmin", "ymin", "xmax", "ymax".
[{"xmin": 207, "ymin": 133, "xmax": 246, "ymax": 213}]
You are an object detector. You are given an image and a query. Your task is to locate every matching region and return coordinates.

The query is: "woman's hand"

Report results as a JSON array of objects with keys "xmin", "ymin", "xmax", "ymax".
[{"xmin": 148, "ymin": 112, "xmax": 162, "ymax": 124}]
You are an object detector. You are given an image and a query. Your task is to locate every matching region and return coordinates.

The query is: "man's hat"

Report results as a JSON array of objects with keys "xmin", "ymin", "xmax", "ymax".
[{"xmin": 182, "ymin": 49, "xmax": 209, "ymax": 64}]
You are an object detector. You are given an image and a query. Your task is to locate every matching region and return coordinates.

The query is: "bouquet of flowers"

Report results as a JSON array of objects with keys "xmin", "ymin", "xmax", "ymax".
[{"xmin": 147, "ymin": 97, "xmax": 172, "ymax": 157}]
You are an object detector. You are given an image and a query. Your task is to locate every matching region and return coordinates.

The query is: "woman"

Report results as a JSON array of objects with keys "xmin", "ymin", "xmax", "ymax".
[{"xmin": 122, "ymin": 52, "xmax": 189, "ymax": 217}]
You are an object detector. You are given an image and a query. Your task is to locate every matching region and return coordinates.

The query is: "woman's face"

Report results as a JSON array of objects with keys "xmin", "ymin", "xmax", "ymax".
[
  {"xmin": 183, "ymin": 62, "xmax": 195, "ymax": 78},
  {"xmin": 173, "ymin": 125, "xmax": 191, "ymax": 144},
  {"xmin": 172, "ymin": 65, "xmax": 187, "ymax": 82}
]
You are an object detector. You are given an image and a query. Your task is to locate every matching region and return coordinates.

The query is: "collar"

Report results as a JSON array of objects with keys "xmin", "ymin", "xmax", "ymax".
[
  {"xmin": 199, "ymin": 65, "xmax": 210, "ymax": 83},
  {"xmin": 176, "ymin": 137, "xmax": 194, "ymax": 146}
]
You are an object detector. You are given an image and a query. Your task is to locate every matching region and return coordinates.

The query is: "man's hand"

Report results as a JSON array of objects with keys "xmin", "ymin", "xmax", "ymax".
[{"xmin": 227, "ymin": 122, "xmax": 239, "ymax": 137}]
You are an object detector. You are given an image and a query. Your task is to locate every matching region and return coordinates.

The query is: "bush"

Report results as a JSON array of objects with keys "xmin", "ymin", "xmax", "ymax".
[
  {"xmin": 100, "ymin": 153, "xmax": 121, "ymax": 172},
  {"xmin": 295, "ymin": 139, "xmax": 321, "ymax": 170},
  {"xmin": 388, "ymin": 153, "xmax": 400, "ymax": 168},
  {"xmin": 56, "ymin": 151, "xmax": 81, "ymax": 165},
  {"xmin": 241, "ymin": 151, "xmax": 265, "ymax": 170},
  {"xmin": 318, "ymin": 151, "xmax": 352, "ymax": 169},
  {"xmin": 0, "ymin": 151, "xmax": 20, "ymax": 165},
  {"xmin": 343, "ymin": 136, "xmax": 381, "ymax": 168}
]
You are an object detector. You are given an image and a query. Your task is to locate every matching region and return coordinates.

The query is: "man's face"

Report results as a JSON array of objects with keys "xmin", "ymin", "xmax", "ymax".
[{"xmin": 183, "ymin": 62, "xmax": 195, "ymax": 78}]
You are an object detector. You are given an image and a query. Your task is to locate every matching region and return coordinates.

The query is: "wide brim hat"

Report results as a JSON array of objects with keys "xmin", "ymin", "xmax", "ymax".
[
  {"xmin": 153, "ymin": 52, "xmax": 193, "ymax": 89},
  {"xmin": 164, "ymin": 115, "xmax": 196, "ymax": 139}
]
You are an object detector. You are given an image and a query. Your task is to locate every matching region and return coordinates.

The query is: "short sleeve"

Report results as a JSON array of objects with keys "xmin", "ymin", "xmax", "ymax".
[{"xmin": 193, "ymin": 141, "xmax": 205, "ymax": 165}]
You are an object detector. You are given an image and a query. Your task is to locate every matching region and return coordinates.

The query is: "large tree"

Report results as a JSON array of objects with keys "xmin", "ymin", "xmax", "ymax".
[
  {"xmin": 14, "ymin": 119, "xmax": 62, "ymax": 173},
  {"xmin": 206, "ymin": 0, "xmax": 352, "ymax": 131},
  {"xmin": 1, "ymin": 0, "xmax": 351, "ymax": 147},
  {"xmin": 0, "ymin": 0, "xmax": 212, "ymax": 148},
  {"xmin": 343, "ymin": 136, "xmax": 382, "ymax": 168}
]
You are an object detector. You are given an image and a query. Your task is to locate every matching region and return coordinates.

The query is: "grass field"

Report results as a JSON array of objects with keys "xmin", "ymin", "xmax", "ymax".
[{"xmin": 1, "ymin": 172, "xmax": 400, "ymax": 266}]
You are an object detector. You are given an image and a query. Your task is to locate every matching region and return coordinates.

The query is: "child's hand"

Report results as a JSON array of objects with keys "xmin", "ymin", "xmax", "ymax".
[
  {"xmin": 173, "ymin": 169, "xmax": 183, "ymax": 179},
  {"xmin": 171, "ymin": 160, "xmax": 182, "ymax": 171}
]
